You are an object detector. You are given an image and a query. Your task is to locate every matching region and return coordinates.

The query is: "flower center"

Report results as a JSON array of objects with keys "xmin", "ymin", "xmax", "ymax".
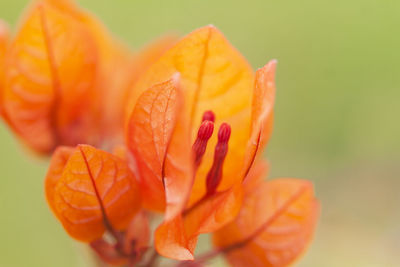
[{"xmin": 192, "ymin": 111, "xmax": 231, "ymax": 196}]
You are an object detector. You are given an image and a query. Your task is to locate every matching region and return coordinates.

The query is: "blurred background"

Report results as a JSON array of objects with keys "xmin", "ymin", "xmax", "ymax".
[{"xmin": 0, "ymin": 0, "xmax": 399, "ymax": 266}]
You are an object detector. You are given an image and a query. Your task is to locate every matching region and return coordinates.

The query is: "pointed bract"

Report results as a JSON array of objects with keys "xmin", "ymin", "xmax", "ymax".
[
  {"xmin": 2, "ymin": 1, "xmax": 99, "ymax": 153},
  {"xmin": 213, "ymin": 178, "xmax": 319, "ymax": 267},
  {"xmin": 242, "ymin": 60, "xmax": 276, "ymax": 178},
  {"xmin": 46, "ymin": 144, "xmax": 141, "ymax": 242},
  {"xmin": 127, "ymin": 75, "xmax": 187, "ymax": 213}
]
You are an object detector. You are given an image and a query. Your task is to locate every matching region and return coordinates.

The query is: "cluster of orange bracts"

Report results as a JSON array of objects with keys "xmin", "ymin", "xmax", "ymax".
[{"xmin": 0, "ymin": 0, "xmax": 319, "ymax": 266}]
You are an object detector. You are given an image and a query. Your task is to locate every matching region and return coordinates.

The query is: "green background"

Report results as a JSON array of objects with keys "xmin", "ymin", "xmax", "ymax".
[{"xmin": 0, "ymin": 0, "xmax": 399, "ymax": 266}]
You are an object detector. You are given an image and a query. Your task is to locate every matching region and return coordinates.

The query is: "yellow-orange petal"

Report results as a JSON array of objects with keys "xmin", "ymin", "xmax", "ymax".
[
  {"xmin": 242, "ymin": 60, "xmax": 276, "ymax": 178},
  {"xmin": 213, "ymin": 178, "xmax": 320, "ymax": 267},
  {"xmin": 127, "ymin": 25, "xmax": 255, "ymax": 206},
  {"xmin": 2, "ymin": 1, "xmax": 98, "ymax": 154},
  {"xmin": 47, "ymin": 144, "xmax": 140, "ymax": 242}
]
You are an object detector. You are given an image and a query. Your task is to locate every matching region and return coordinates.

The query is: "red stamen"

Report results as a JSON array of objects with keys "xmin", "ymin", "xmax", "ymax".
[
  {"xmin": 192, "ymin": 120, "xmax": 214, "ymax": 170},
  {"xmin": 202, "ymin": 110, "xmax": 215, "ymax": 123},
  {"xmin": 206, "ymin": 123, "xmax": 231, "ymax": 195}
]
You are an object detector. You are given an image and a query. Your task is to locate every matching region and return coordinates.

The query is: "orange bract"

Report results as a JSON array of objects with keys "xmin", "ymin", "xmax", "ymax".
[
  {"xmin": 2, "ymin": 1, "xmax": 99, "ymax": 153},
  {"xmin": 213, "ymin": 178, "xmax": 320, "ymax": 267},
  {"xmin": 45, "ymin": 144, "xmax": 141, "ymax": 242},
  {"xmin": 127, "ymin": 75, "xmax": 192, "ymax": 214},
  {"xmin": 243, "ymin": 60, "xmax": 277, "ymax": 176}
]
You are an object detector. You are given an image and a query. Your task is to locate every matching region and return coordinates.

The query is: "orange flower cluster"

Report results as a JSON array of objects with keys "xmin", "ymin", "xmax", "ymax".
[{"xmin": 0, "ymin": 0, "xmax": 319, "ymax": 266}]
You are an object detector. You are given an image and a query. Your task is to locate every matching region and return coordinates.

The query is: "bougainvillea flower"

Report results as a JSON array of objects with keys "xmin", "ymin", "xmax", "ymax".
[
  {"xmin": 4, "ymin": 0, "xmax": 319, "ymax": 263},
  {"xmin": 0, "ymin": 0, "xmax": 174, "ymax": 154},
  {"xmin": 126, "ymin": 26, "xmax": 257, "ymax": 210},
  {"xmin": 124, "ymin": 25, "xmax": 291, "ymax": 260}
]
